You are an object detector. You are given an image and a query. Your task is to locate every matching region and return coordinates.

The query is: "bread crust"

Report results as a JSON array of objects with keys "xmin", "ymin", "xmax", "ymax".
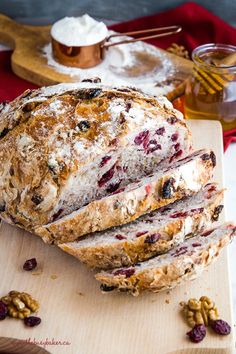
[
  {"xmin": 35, "ymin": 149, "xmax": 215, "ymax": 244},
  {"xmin": 58, "ymin": 186, "xmax": 224, "ymax": 269},
  {"xmin": 0, "ymin": 83, "xmax": 191, "ymax": 230},
  {"xmin": 95, "ymin": 223, "xmax": 236, "ymax": 296}
]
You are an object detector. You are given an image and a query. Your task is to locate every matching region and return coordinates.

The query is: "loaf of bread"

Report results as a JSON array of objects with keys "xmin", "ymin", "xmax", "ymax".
[
  {"xmin": 1, "ymin": 83, "xmax": 233, "ymax": 299},
  {"xmin": 0, "ymin": 83, "xmax": 191, "ymax": 231},
  {"xmin": 59, "ymin": 183, "xmax": 224, "ymax": 269},
  {"xmin": 95, "ymin": 223, "xmax": 236, "ymax": 296},
  {"xmin": 35, "ymin": 149, "xmax": 215, "ymax": 244}
]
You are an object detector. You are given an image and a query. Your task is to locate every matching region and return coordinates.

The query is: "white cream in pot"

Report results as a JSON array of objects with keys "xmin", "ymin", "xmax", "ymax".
[{"xmin": 51, "ymin": 14, "xmax": 108, "ymax": 47}]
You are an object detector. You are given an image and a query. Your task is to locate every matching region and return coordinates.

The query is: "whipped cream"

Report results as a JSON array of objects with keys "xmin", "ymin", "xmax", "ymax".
[{"xmin": 51, "ymin": 14, "xmax": 108, "ymax": 46}]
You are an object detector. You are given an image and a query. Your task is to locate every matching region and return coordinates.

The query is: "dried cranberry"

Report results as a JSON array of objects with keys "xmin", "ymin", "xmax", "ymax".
[
  {"xmin": 109, "ymin": 138, "xmax": 118, "ymax": 146},
  {"xmin": 169, "ymin": 149, "xmax": 183, "ymax": 163},
  {"xmin": 81, "ymin": 77, "xmax": 101, "ymax": 83},
  {"xmin": 156, "ymin": 127, "xmax": 165, "ymax": 135},
  {"xmin": 51, "ymin": 208, "xmax": 63, "ymax": 222},
  {"xmin": 211, "ymin": 319, "xmax": 231, "ymax": 335},
  {"xmin": 170, "ymin": 211, "xmax": 188, "ymax": 218},
  {"xmin": 146, "ymin": 140, "xmax": 162, "ymax": 154},
  {"xmin": 112, "ymin": 187, "xmax": 125, "ymax": 195},
  {"xmin": 115, "ymin": 234, "xmax": 126, "ymax": 240},
  {"xmin": 0, "ymin": 203, "xmax": 6, "ymax": 212},
  {"xmin": 145, "ymin": 233, "xmax": 160, "ymax": 244},
  {"xmin": 125, "ymin": 102, "xmax": 132, "ymax": 112},
  {"xmin": 210, "ymin": 151, "xmax": 216, "ymax": 167},
  {"xmin": 207, "ymin": 184, "xmax": 217, "ymax": 192},
  {"xmin": 98, "ymin": 164, "xmax": 116, "ymax": 187},
  {"xmin": 172, "ymin": 246, "xmax": 188, "ymax": 257},
  {"xmin": 136, "ymin": 231, "xmax": 148, "ymax": 237},
  {"xmin": 75, "ymin": 88, "xmax": 102, "ymax": 99},
  {"xmin": 24, "ymin": 316, "xmax": 41, "ymax": 327},
  {"xmin": 167, "ymin": 116, "xmax": 177, "ymax": 125},
  {"xmin": 201, "ymin": 152, "xmax": 216, "ymax": 167},
  {"xmin": 174, "ymin": 143, "xmax": 180, "ymax": 151},
  {"xmin": 212, "ymin": 205, "xmax": 224, "ymax": 221},
  {"xmin": 31, "ymin": 194, "xmax": 43, "ymax": 205},
  {"xmin": 134, "ymin": 130, "xmax": 149, "ymax": 145},
  {"xmin": 100, "ymin": 284, "xmax": 116, "ymax": 292},
  {"xmin": 0, "ymin": 100, "xmax": 9, "ymax": 113},
  {"xmin": 23, "ymin": 258, "xmax": 37, "ymax": 271},
  {"xmin": 158, "ymin": 206, "xmax": 171, "ymax": 213},
  {"xmin": 0, "ymin": 301, "xmax": 8, "ymax": 320},
  {"xmin": 143, "ymin": 136, "xmax": 150, "ymax": 150},
  {"xmin": 113, "ymin": 268, "xmax": 135, "ymax": 278},
  {"xmin": 162, "ymin": 178, "xmax": 175, "ymax": 199},
  {"xmin": 145, "ymin": 184, "xmax": 151, "ymax": 196},
  {"xmin": 106, "ymin": 182, "xmax": 121, "ymax": 194},
  {"xmin": 116, "ymin": 88, "xmax": 131, "ymax": 93},
  {"xmin": 100, "ymin": 156, "xmax": 112, "ymax": 168},
  {"xmin": 77, "ymin": 120, "xmax": 90, "ymax": 132},
  {"xmin": 9, "ymin": 166, "xmax": 14, "ymax": 176},
  {"xmin": 187, "ymin": 324, "xmax": 206, "ymax": 343},
  {"xmin": 190, "ymin": 207, "xmax": 204, "ymax": 214},
  {"xmin": 192, "ymin": 242, "xmax": 202, "ymax": 247},
  {"xmin": 0, "ymin": 127, "xmax": 9, "ymax": 139},
  {"xmin": 201, "ymin": 153, "xmax": 211, "ymax": 161},
  {"xmin": 145, "ymin": 219, "xmax": 154, "ymax": 223},
  {"xmin": 171, "ymin": 133, "xmax": 178, "ymax": 142},
  {"xmin": 201, "ymin": 229, "xmax": 214, "ymax": 237},
  {"xmin": 119, "ymin": 112, "xmax": 126, "ymax": 125}
]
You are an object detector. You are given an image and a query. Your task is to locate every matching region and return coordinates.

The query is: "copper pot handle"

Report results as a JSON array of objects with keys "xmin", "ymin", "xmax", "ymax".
[{"xmin": 102, "ymin": 25, "xmax": 182, "ymax": 49}]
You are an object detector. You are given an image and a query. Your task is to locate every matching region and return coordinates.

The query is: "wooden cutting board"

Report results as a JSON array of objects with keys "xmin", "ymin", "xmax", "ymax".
[
  {"xmin": 0, "ymin": 13, "xmax": 192, "ymax": 87},
  {"xmin": 0, "ymin": 119, "xmax": 234, "ymax": 354}
]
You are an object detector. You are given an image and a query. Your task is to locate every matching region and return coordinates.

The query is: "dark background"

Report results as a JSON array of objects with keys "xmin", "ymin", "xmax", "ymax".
[{"xmin": 0, "ymin": 0, "xmax": 235, "ymax": 26}]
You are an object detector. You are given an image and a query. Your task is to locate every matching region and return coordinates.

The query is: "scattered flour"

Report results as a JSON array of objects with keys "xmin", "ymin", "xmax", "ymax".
[{"xmin": 42, "ymin": 31, "xmax": 175, "ymax": 96}]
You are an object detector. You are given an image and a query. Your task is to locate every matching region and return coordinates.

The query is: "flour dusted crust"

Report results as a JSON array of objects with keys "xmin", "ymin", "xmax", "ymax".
[
  {"xmin": 36, "ymin": 149, "xmax": 215, "ymax": 244},
  {"xmin": 95, "ymin": 223, "xmax": 236, "ymax": 296},
  {"xmin": 0, "ymin": 83, "xmax": 191, "ymax": 230},
  {"xmin": 59, "ymin": 184, "xmax": 224, "ymax": 269}
]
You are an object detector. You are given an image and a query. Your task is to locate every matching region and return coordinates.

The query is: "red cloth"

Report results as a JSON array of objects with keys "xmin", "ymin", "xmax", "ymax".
[
  {"xmin": 111, "ymin": 1, "xmax": 236, "ymax": 52},
  {"xmin": 0, "ymin": 1, "xmax": 236, "ymax": 150},
  {"xmin": 0, "ymin": 51, "xmax": 37, "ymax": 101}
]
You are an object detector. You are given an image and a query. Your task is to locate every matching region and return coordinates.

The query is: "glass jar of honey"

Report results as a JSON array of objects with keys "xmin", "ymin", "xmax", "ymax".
[{"xmin": 184, "ymin": 44, "xmax": 236, "ymax": 131}]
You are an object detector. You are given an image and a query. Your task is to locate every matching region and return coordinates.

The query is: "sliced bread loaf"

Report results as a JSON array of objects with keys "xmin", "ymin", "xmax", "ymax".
[
  {"xmin": 95, "ymin": 222, "xmax": 236, "ymax": 296},
  {"xmin": 35, "ymin": 149, "xmax": 215, "ymax": 244},
  {"xmin": 0, "ymin": 83, "xmax": 191, "ymax": 230},
  {"xmin": 59, "ymin": 183, "xmax": 224, "ymax": 269}
]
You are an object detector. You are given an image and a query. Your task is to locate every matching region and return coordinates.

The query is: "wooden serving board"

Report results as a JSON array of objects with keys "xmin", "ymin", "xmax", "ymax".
[
  {"xmin": 0, "ymin": 120, "xmax": 234, "ymax": 354},
  {"xmin": 0, "ymin": 13, "xmax": 193, "ymax": 87}
]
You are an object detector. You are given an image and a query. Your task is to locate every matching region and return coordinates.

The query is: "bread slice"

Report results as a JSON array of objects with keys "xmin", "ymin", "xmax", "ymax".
[
  {"xmin": 95, "ymin": 222, "xmax": 236, "ymax": 296},
  {"xmin": 35, "ymin": 149, "xmax": 215, "ymax": 244},
  {"xmin": 59, "ymin": 183, "xmax": 224, "ymax": 269},
  {"xmin": 0, "ymin": 83, "xmax": 192, "ymax": 230}
]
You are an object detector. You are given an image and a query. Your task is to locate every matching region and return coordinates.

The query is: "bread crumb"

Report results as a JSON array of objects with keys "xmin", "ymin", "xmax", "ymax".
[
  {"xmin": 50, "ymin": 274, "xmax": 58, "ymax": 280},
  {"xmin": 76, "ymin": 291, "xmax": 84, "ymax": 296},
  {"xmin": 32, "ymin": 269, "xmax": 43, "ymax": 276},
  {"xmin": 165, "ymin": 299, "xmax": 170, "ymax": 304}
]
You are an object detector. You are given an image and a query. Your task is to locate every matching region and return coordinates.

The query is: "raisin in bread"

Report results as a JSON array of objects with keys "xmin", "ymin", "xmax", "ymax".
[
  {"xmin": 59, "ymin": 183, "xmax": 224, "ymax": 269},
  {"xmin": 96, "ymin": 223, "xmax": 236, "ymax": 296},
  {"xmin": 0, "ymin": 83, "xmax": 191, "ymax": 230},
  {"xmin": 35, "ymin": 149, "xmax": 215, "ymax": 244}
]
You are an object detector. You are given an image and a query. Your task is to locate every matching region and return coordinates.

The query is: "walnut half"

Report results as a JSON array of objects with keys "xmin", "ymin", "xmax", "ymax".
[
  {"xmin": 181, "ymin": 296, "xmax": 219, "ymax": 328},
  {"xmin": 1, "ymin": 290, "xmax": 39, "ymax": 319}
]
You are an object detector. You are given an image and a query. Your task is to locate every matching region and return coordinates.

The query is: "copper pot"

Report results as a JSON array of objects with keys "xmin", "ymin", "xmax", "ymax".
[{"xmin": 51, "ymin": 25, "xmax": 182, "ymax": 69}]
